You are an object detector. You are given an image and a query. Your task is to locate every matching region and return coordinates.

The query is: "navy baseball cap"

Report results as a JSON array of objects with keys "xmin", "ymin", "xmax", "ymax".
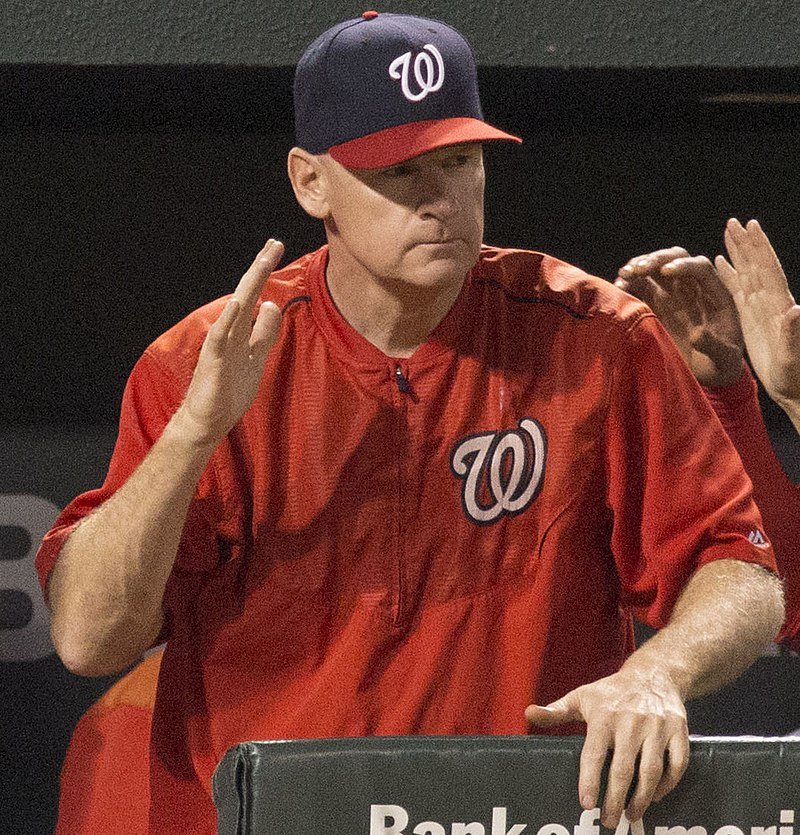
[{"xmin": 293, "ymin": 10, "xmax": 521, "ymax": 169}]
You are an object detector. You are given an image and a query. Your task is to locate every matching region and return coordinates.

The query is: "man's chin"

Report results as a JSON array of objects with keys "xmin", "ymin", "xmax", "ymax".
[{"xmin": 405, "ymin": 246, "xmax": 478, "ymax": 288}]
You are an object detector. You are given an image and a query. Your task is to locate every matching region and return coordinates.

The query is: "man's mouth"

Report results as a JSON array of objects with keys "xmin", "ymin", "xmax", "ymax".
[{"xmin": 417, "ymin": 237, "xmax": 460, "ymax": 246}]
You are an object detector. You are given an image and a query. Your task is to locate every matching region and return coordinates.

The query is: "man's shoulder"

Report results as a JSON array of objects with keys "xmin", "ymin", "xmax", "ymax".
[
  {"xmin": 475, "ymin": 245, "xmax": 648, "ymax": 328},
  {"xmin": 143, "ymin": 246, "xmax": 323, "ymax": 376}
]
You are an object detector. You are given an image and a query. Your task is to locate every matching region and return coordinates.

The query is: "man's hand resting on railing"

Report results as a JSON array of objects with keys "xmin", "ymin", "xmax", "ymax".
[{"xmin": 526, "ymin": 559, "xmax": 783, "ymax": 828}]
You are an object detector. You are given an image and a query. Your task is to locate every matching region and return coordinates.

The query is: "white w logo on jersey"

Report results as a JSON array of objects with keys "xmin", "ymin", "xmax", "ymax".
[
  {"xmin": 450, "ymin": 418, "xmax": 547, "ymax": 525},
  {"xmin": 388, "ymin": 44, "xmax": 445, "ymax": 102}
]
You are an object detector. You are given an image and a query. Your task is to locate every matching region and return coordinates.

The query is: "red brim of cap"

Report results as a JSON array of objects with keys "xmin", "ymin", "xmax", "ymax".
[{"xmin": 328, "ymin": 117, "xmax": 522, "ymax": 170}]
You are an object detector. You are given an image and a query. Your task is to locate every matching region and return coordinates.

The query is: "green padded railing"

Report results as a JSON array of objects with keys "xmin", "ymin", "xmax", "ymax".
[{"xmin": 213, "ymin": 736, "xmax": 800, "ymax": 834}]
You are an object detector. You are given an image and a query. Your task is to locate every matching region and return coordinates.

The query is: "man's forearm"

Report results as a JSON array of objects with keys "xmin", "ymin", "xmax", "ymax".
[
  {"xmin": 622, "ymin": 559, "xmax": 784, "ymax": 700},
  {"xmin": 49, "ymin": 407, "xmax": 218, "ymax": 677}
]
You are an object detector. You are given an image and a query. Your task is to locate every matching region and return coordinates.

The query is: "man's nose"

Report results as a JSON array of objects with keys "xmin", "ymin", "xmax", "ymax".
[{"xmin": 419, "ymin": 171, "xmax": 460, "ymax": 218}]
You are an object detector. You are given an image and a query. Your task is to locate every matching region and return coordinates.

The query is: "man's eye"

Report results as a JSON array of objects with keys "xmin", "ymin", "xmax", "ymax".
[
  {"xmin": 443, "ymin": 154, "xmax": 470, "ymax": 168},
  {"xmin": 385, "ymin": 165, "xmax": 414, "ymax": 178}
]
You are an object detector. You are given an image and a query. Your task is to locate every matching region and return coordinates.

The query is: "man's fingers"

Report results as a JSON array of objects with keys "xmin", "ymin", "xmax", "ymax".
[
  {"xmin": 578, "ymin": 725, "xmax": 612, "ymax": 811},
  {"xmin": 232, "ymin": 239, "xmax": 285, "ymax": 314},
  {"xmin": 615, "ymin": 273, "xmax": 661, "ymax": 309},
  {"xmin": 652, "ymin": 732, "xmax": 690, "ymax": 803},
  {"xmin": 778, "ymin": 306, "xmax": 800, "ymax": 369},
  {"xmin": 745, "ymin": 219, "xmax": 778, "ymax": 262},
  {"xmin": 625, "ymin": 738, "xmax": 667, "ymax": 822},
  {"xmin": 724, "ymin": 219, "xmax": 746, "ymax": 269},
  {"xmin": 742, "ymin": 220, "xmax": 794, "ymax": 296},
  {"xmin": 747, "ymin": 219, "xmax": 772, "ymax": 253},
  {"xmin": 713, "ymin": 255, "xmax": 739, "ymax": 295},
  {"xmin": 601, "ymin": 738, "xmax": 638, "ymax": 828},
  {"xmin": 619, "ymin": 247, "xmax": 690, "ymax": 278},
  {"xmin": 661, "ymin": 255, "xmax": 714, "ymax": 282},
  {"xmin": 662, "ymin": 255, "xmax": 738, "ymax": 319},
  {"xmin": 206, "ymin": 298, "xmax": 241, "ymax": 352},
  {"xmin": 525, "ymin": 694, "xmax": 582, "ymax": 727},
  {"xmin": 670, "ymin": 275, "xmax": 703, "ymax": 321},
  {"xmin": 249, "ymin": 301, "xmax": 283, "ymax": 362},
  {"xmin": 204, "ymin": 240, "xmax": 284, "ymax": 361},
  {"xmin": 228, "ymin": 239, "xmax": 284, "ymax": 342},
  {"xmin": 746, "ymin": 219, "xmax": 784, "ymax": 273}
]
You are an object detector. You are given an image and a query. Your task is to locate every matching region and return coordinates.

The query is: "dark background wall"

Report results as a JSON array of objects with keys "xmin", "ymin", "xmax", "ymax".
[
  {"xmin": 4, "ymin": 65, "xmax": 800, "ymax": 428},
  {"xmin": 3, "ymin": 0, "xmax": 800, "ymax": 66},
  {"xmin": 2, "ymin": 2, "xmax": 800, "ymax": 833}
]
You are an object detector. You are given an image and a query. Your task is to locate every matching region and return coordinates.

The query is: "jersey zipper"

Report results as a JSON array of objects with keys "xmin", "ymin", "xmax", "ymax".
[
  {"xmin": 391, "ymin": 363, "xmax": 411, "ymax": 626},
  {"xmin": 394, "ymin": 365, "xmax": 411, "ymax": 394}
]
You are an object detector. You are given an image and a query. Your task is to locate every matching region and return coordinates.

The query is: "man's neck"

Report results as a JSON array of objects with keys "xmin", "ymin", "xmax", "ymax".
[{"xmin": 325, "ymin": 250, "xmax": 466, "ymax": 359}]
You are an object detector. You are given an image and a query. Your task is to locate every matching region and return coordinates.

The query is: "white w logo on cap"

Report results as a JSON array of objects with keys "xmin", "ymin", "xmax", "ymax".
[{"xmin": 389, "ymin": 44, "xmax": 445, "ymax": 102}]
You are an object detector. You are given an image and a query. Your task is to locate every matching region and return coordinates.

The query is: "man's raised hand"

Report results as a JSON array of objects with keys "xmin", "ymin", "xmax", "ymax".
[
  {"xmin": 615, "ymin": 248, "xmax": 744, "ymax": 387},
  {"xmin": 715, "ymin": 219, "xmax": 800, "ymax": 413},
  {"xmin": 176, "ymin": 239, "xmax": 284, "ymax": 447}
]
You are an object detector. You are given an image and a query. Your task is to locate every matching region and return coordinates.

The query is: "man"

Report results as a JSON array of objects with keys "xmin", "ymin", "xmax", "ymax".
[
  {"xmin": 36, "ymin": 12, "xmax": 783, "ymax": 834},
  {"xmin": 616, "ymin": 218, "xmax": 800, "ymax": 648}
]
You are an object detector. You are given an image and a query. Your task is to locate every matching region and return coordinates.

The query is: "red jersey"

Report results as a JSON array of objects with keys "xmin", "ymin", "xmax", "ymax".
[
  {"xmin": 704, "ymin": 366, "xmax": 800, "ymax": 648},
  {"xmin": 36, "ymin": 246, "xmax": 776, "ymax": 833}
]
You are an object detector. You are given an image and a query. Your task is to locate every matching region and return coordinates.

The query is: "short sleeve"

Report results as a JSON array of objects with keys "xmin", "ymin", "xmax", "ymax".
[
  {"xmin": 604, "ymin": 314, "xmax": 778, "ymax": 629},
  {"xmin": 35, "ymin": 347, "xmax": 225, "ymax": 628}
]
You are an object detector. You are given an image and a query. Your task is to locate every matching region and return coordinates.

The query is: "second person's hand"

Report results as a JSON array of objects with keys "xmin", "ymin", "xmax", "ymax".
[
  {"xmin": 615, "ymin": 248, "xmax": 744, "ymax": 387},
  {"xmin": 716, "ymin": 218, "xmax": 800, "ymax": 412}
]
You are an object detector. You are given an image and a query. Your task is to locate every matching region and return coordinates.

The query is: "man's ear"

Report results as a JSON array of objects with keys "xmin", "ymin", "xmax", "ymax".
[{"xmin": 287, "ymin": 148, "xmax": 330, "ymax": 219}]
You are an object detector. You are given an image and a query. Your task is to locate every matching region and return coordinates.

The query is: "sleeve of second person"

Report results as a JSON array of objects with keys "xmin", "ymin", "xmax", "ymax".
[
  {"xmin": 704, "ymin": 365, "xmax": 800, "ymax": 650},
  {"xmin": 604, "ymin": 314, "xmax": 779, "ymax": 629}
]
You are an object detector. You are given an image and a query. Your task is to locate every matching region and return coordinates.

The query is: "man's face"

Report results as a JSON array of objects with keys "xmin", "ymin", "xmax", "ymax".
[{"xmin": 321, "ymin": 142, "xmax": 485, "ymax": 292}]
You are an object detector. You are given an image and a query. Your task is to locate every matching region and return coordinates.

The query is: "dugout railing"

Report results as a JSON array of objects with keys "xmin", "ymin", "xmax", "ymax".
[{"xmin": 213, "ymin": 736, "xmax": 800, "ymax": 834}]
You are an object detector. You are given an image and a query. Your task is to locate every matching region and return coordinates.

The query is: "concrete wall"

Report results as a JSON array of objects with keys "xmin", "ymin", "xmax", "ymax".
[{"xmin": 3, "ymin": 0, "xmax": 800, "ymax": 67}]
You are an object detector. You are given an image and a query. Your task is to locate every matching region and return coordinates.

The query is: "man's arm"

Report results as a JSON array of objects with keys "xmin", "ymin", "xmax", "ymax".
[
  {"xmin": 615, "ymin": 244, "xmax": 800, "ymax": 646},
  {"xmin": 49, "ymin": 411, "xmax": 218, "ymax": 676},
  {"xmin": 526, "ymin": 559, "xmax": 783, "ymax": 828},
  {"xmin": 48, "ymin": 240, "xmax": 284, "ymax": 677}
]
